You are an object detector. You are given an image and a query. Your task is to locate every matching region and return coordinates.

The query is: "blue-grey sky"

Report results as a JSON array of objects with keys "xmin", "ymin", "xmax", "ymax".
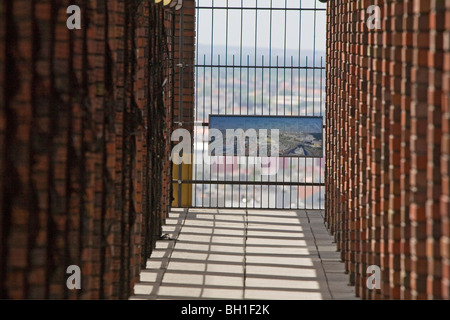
[{"xmin": 196, "ymin": 0, "xmax": 326, "ymax": 65}]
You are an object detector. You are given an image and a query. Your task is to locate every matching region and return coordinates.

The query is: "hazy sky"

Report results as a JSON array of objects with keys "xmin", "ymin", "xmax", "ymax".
[{"xmin": 196, "ymin": 0, "xmax": 327, "ymax": 64}]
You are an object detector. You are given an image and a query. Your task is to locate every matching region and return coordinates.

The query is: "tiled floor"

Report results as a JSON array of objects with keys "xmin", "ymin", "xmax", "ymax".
[{"xmin": 130, "ymin": 208, "xmax": 358, "ymax": 300}]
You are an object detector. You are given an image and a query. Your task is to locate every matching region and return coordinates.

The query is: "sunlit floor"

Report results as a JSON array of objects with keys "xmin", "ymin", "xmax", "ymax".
[{"xmin": 131, "ymin": 209, "xmax": 358, "ymax": 300}]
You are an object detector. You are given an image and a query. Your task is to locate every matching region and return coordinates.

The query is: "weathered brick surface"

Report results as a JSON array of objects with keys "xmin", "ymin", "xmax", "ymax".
[
  {"xmin": 326, "ymin": 0, "xmax": 450, "ymax": 299},
  {"xmin": 0, "ymin": 1, "xmax": 191, "ymax": 299}
]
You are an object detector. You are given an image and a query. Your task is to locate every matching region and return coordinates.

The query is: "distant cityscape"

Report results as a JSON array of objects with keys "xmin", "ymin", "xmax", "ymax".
[{"xmin": 195, "ymin": 50, "xmax": 326, "ymax": 123}]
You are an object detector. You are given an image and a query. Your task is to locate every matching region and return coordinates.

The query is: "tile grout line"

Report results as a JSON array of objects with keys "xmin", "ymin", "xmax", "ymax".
[
  {"xmin": 305, "ymin": 210, "xmax": 334, "ymax": 300},
  {"xmin": 243, "ymin": 209, "xmax": 249, "ymax": 300},
  {"xmin": 198, "ymin": 210, "xmax": 216, "ymax": 298}
]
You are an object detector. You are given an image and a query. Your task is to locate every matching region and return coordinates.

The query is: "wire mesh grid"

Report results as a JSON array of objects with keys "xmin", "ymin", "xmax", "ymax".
[{"xmin": 188, "ymin": 0, "xmax": 326, "ymax": 209}]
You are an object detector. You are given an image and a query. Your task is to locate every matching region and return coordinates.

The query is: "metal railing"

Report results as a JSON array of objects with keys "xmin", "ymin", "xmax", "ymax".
[{"xmin": 181, "ymin": 0, "xmax": 326, "ymax": 209}]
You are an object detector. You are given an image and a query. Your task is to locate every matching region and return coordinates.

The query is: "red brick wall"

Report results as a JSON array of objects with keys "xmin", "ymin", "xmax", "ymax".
[
  {"xmin": 442, "ymin": 0, "xmax": 450, "ymax": 301},
  {"xmin": 174, "ymin": 1, "xmax": 196, "ymax": 129},
  {"xmin": 326, "ymin": 0, "xmax": 450, "ymax": 299},
  {"xmin": 171, "ymin": 1, "xmax": 196, "ymax": 205},
  {"xmin": 0, "ymin": 0, "xmax": 188, "ymax": 299}
]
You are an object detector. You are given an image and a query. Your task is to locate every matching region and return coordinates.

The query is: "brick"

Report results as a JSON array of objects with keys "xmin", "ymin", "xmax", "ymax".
[
  {"xmin": 0, "ymin": 0, "xmax": 192, "ymax": 299},
  {"xmin": 326, "ymin": 0, "xmax": 449, "ymax": 300}
]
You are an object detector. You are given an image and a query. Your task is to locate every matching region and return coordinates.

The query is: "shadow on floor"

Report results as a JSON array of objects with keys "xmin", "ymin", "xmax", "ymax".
[{"xmin": 131, "ymin": 208, "xmax": 358, "ymax": 300}]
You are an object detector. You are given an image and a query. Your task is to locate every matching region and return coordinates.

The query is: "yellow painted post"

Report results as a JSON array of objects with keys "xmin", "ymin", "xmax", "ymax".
[{"xmin": 172, "ymin": 154, "xmax": 193, "ymax": 207}]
